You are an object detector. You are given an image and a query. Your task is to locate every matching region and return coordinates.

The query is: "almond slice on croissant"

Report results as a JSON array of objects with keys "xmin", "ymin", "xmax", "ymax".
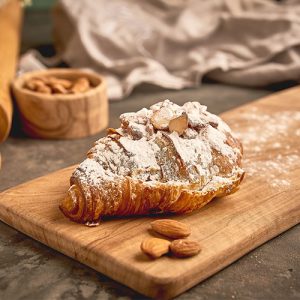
[{"xmin": 169, "ymin": 112, "xmax": 188, "ymax": 135}]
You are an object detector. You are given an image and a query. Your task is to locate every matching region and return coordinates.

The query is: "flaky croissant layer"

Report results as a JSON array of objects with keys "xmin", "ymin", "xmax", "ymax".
[
  {"xmin": 60, "ymin": 100, "xmax": 244, "ymax": 225},
  {"xmin": 60, "ymin": 173, "xmax": 244, "ymax": 225}
]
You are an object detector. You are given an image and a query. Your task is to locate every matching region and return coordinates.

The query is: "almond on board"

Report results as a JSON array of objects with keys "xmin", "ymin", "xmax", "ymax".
[
  {"xmin": 150, "ymin": 219, "xmax": 191, "ymax": 239},
  {"xmin": 170, "ymin": 239, "xmax": 201, "ymax": 258},
  {"xmin": 141, "ymin": 237, "xmax": 171, "ymax": 258}
]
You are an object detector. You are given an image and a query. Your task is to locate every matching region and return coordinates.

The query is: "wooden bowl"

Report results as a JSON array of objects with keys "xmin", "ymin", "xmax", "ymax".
[{"xmin": 12, "ymin": 69, "xmax": 108, "ymax": 139}]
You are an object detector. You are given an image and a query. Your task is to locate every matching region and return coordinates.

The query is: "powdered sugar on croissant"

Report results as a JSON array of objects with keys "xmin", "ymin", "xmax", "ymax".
[{"xmin": 60, "ymin": 100, "xmax": 244, "ymax": 225}]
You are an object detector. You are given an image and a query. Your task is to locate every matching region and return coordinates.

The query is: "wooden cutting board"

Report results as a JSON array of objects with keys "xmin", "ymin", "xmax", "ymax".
[{"xmin": 1, "ymin": 87, "xmax": 300, "ymax": 299}]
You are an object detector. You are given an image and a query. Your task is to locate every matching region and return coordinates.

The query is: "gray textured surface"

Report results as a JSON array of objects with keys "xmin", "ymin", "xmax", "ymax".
[{"xmin": 0, "ymin": 84, "xmax": 299, "ymax": 300}]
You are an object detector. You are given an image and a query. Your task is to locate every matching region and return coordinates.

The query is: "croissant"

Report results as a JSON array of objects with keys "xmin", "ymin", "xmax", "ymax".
[{"xmin": 60, "ymin": 100, "xmax": 244, "ymax": 225}]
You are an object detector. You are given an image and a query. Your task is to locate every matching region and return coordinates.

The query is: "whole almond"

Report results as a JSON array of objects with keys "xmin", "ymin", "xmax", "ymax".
[
  {"xmin": 150, "ymin": 219, "xmax": 191, "ymax": 239},
  {"xmin": 36, "ymin": 84, "xmax": 51, "ymax": 94},
  {"xmin": 25, "ymin": 79, "xmax": 45, "ymax": 91},
  {"xmin": 48, "ymin": 77, "xmax": 72, "ymax": 89},
  {"xmin": 169, "ymin": 112, "xmax": 188, "ymax": 135},
  {"xmin": 170, "ymin": 239, "xmax": 201, "ymax": 258},
  {"xmin": 71, "ymin": 77, "xmax": 90, "ymax": 93},
  {"xmin": 51, "ymin": 83, "xmax": 68, "ymax": 94},
  {"xmin": 141, "ymin": 237, "xmax": 171, "ymax": 258}
]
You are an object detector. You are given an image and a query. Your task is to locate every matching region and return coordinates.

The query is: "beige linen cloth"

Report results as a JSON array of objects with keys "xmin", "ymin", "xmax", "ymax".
[{"xmin": 52, "ymin": 0, "xmax": 300, "ymax": 99}]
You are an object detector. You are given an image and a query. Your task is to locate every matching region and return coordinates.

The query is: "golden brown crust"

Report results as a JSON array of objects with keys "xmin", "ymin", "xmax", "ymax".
[{"xmin": 60, "ymin": 172, "xmax": 244, "ymax": 224}]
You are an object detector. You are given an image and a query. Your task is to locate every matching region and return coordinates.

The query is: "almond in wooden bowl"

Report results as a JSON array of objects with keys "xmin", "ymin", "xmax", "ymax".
[{"xmin": 12, "ymin": 68, "xmax": 108, "ymax": 139}]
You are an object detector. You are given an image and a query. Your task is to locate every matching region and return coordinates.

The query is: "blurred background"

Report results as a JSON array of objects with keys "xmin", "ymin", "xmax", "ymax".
[
  {"xmin": 21, "ymin": 0, "xmax": 300, "ymax": 99},
  {"xmin": 22, "ymin": 0, "xmax": 54, "ymax": 52},
  {"xmin": 0, "ymin": 1, "xmax": 299, "ymax": 300}
]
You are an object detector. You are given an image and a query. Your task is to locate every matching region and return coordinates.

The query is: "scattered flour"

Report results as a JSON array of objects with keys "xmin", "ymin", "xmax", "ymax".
[
  {"xmin": 243, "ymin": 154, "xmax": 299, "ymax": 188},
  {"xmin": 233, "ymin": 108, "xmax": 300, "ymax": 145},
  {"xmin": 231, "ymin": 107, "xmax": 300, "ymax": 190}
]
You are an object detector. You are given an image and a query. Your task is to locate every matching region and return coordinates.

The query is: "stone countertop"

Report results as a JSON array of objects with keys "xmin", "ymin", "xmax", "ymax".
[{"xmin": 0, "ymin": 84, "xmax": 299, "ymax": 300}]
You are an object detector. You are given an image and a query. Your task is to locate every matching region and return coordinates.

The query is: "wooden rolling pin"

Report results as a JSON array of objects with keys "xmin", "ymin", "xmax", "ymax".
[{"xmin": 0, "ymin": 0, "xmax": 23, "ymax": 142}]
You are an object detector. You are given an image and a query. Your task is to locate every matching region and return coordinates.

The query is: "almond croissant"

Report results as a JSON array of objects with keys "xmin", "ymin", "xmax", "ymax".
[{"xmin": 60, "ymin": 100, "xmax": 244, "ymax": 225}]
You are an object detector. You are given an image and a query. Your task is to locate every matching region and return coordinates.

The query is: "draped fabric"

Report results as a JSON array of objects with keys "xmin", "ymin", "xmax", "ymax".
[{"xmin": 50, "ymin": 0, "xmax": 300, "ymax": 99}]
